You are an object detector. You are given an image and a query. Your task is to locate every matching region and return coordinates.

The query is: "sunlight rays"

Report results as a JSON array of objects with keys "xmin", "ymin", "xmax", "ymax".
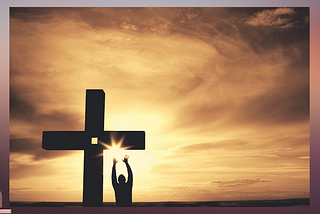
[{"xmin": 99, "ymin": 132, "xmax": 132, "ymax": 160}]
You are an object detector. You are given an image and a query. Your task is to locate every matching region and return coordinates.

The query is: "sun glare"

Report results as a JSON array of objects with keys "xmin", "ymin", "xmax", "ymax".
[
  {"xmin": 100, "ymin": 133, "xmax": 131, "ymax": 160},
  {"xmin": 105, "ymin": 143, "xmax": 123, "ymax": 160}
]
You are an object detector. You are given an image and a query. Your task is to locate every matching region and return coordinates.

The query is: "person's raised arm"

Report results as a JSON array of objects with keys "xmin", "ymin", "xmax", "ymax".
[
  {"xmin": 123, "ymin": 155, "xmax": 132, "ymax": 186},
  {"xmin": 112, "ymin": 158, "xmax": 118, "ymax": 188}
]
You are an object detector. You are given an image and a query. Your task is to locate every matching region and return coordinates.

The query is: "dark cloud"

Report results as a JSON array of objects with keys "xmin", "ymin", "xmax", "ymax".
[
  {"xmin": 10, "ymin": 87, "xmax": 36, "ymax": 120},
  {"xmin": 10, "ymin": 138, "xmax": 38, "ymax": 153},
  {"xmin": 145, "ymin": 8, "xmax": 309, "ymax": 59},
  {"xmin": 212, "ymin": 179, "xmax": 270, "ymax": 187},
  {"xmin": 10, "ymin": 7, "xmax": 172, "ymax": 33},
  {"xmin": 244, "ymin": 7, "xmax": 309, "ymax": 29},
  {"xmin": 166, "ymin": 9, "xmax": 309, "ymax": 131},
  {"xmin": 73, "ymin": 8, "xmax": 131, "ymax": 29},
  {"xmin": 10, "ymin": 7, "xmax": 53, "ymax": 21},
  {"xmin": 10, "ymin": 7, "xmax": 80, "ymax": 23},
  {"xmin": 11, "ymin": 106, "xmax": 83, "ymax": 131},
  {"xmin": 239, "ymin": 8, "xmax": 309, "ymax": 54},
  {"xmin": 10, "ymin": 87, "xmax": 84, "ymax": 160},
  {"xmin": 10, "ymin": 137, "xmax": 75, "ymax": 161},
  {"xmin": 10, "ymin": 86, "xmax": 83, "ymax": 130},
  {"xmin": 10, "ymin": 7, "xmax": 309, "ymax": 55},
  {"xmin": 170, "ymin": 65, "xmax": 309, "ymax": 132},
  {"xmin": 238, "ymin": 83, "xmax": 309, "ymax": 125}
]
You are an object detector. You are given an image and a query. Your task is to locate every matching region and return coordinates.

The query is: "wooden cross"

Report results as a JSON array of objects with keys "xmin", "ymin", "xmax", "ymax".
[{"xmin": 42, "ymin": 89, "xmax": 145, "ymax": 207}]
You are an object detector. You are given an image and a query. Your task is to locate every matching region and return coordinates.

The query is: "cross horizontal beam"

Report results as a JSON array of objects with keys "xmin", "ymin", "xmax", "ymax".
[{"xmin": 42, "ymin": 131, "xmax": 145, "ymax": 150}]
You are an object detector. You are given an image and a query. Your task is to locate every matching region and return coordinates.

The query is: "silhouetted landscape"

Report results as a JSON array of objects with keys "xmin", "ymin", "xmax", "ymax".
[{"xmin": 10, "ymin": 198, "xmax": 309, "ymax": 207}]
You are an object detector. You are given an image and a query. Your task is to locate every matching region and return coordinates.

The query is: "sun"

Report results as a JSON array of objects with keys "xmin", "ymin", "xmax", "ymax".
[
  {"xmin": 100, "ymin": 133, "xmax": 131, "ymax": 160},
  {"xmin": 105, "ymin": 143, "xmax": 123, "ymax": 160}
]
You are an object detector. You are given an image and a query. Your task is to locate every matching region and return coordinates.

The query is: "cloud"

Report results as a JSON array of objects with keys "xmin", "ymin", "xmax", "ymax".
[
  {"xmin": 10, "ymin": 87, "xmax": 85, "ymax": 161},
  {"xmin": 10, "ymin": 188, "xmax": 32, "ymax": 191},
  {"xmin": 237, "ymin": 83, "xmax": 309, "ymax": 125},
  {"xmin": 10, "ymin": 88, "xmax": 81, "ymax": 127},
  {"xmin": 10, "ymin": 137, "xmax": 75, "ymax": 161},
  {"xmin": 212, "ymin": 179, "xmax": 270, "ymax": 187},
  {"xmin": 121, "ymin": 22, "xmax": 138, "ymax": 31},
  {"xmin": 10, "ymin": 87, "xmax": 36, "ymax": 120},
  {"xmin": 10, "ymin": 162, "xmax": 58, "ymax": 180},
  {"xmin": 245, "ymin": 8, "xmax": 295, "ymax": 28},
  {"xmin": 172, "ymin": 140, "xmax": 255, "ymax": 154}
]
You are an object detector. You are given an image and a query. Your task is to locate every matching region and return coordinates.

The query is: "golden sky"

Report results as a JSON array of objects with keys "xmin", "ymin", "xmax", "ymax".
[{"xmin": 9, "ymin": 7, "xmax": 309, "ymax": 202}]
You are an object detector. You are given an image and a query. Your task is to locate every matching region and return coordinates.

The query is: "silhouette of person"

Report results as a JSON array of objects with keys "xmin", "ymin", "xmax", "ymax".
[{"xmin": 112, "ymin": 155, "xmax": 133, "ymax": 207}]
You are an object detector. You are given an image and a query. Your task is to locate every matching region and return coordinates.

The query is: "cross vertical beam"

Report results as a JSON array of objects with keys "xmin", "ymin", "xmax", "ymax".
[{"xmin": 83, "ymin": 90, "xmax": 105, "ymax": 207}]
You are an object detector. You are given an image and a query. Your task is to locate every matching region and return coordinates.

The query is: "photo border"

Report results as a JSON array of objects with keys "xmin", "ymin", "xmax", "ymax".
[{"xmin": 1, "ymin": 1, "xmax": 319, "ymax": 213}]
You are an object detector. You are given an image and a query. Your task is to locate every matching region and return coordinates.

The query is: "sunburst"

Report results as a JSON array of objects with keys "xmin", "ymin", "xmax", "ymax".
[{"xmin": 99, "ymin": 133, "xmax": 132, "ymax": 159}]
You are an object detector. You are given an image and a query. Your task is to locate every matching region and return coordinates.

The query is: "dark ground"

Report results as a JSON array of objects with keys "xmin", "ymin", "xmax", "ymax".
[{"xmin": 10, "ymin": 198, "xmax": 309, "ymax": 207}]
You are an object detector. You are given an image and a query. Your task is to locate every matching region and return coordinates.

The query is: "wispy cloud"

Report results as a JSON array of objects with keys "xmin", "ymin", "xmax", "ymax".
[
  {"xmin": 212, "ymin": 179, "xmax": 270, "ymax": 188},
  {"xmin": 245, "ymin": 8, "xmax": 295, "ymax": 28},
  {"xmin": 121, "ymin": 22, "xmax": 138, "ymax": 31}
]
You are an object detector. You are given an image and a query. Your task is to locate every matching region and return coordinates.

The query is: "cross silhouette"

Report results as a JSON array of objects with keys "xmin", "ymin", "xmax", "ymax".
[{"xmin": 42, "ymin": 89, "xmax": 145, "ymax": 207}]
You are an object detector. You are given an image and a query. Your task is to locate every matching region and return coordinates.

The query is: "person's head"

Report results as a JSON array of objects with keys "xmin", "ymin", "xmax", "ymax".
[{"xmin": 118, "ymin": 174, "xmax": 126, "ymax": 184}]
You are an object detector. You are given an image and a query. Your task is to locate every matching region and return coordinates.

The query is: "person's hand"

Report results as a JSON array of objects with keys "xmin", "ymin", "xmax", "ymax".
[
  {"xmin": 123, "ymin": 155, "xmax": 129, "ymax": 163},
  {"xmin": 113, "ymin": 157, "xmax": 118, "ymax": 164}
]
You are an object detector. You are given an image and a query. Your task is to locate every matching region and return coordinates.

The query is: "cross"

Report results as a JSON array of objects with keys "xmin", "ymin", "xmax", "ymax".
[{"xmin": 42, "ymin": 89, "xmax": 145, "ymax": 207}]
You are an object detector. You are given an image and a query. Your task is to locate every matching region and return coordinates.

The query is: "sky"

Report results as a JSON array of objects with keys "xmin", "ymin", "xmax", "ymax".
[{"xmin": 9, "ymin": 7, "xmax": 309, "ymax": 203}]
